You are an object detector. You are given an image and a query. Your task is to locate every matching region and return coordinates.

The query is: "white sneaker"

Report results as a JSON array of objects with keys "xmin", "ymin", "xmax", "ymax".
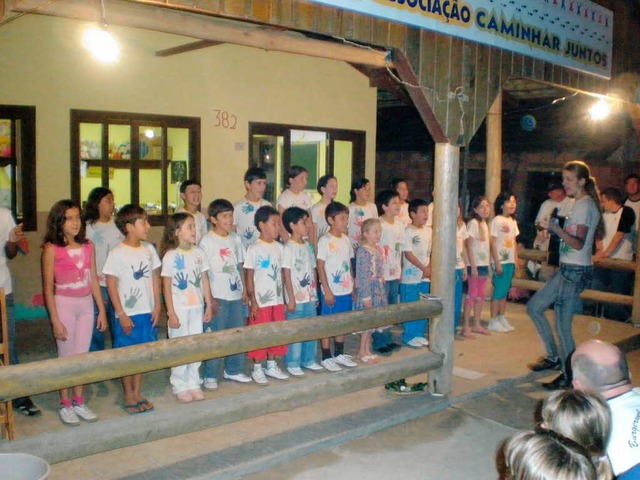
[
  {"xmin": 251, "ymin": 367, "xmax": 269, "ymax": 385},
  {"xmin": 321, "ymin": 358, "xmax": 342, "ymax": 372},
  {"xmin": 417, "ymin": 337, "xmax": 429, "ymax": 346},
  {"xmin": 487, "ymin": 317, "xmax": 508, "ymax": 333},
  {"xmin": 286, "ymin": 366, "xmax": 305, "ymax": 377},
  {"xmin": 203, "ymin": 378, "xmax": 218, "ymax": 390},
  {"xmin": 334, "ymin": 354, "xmax": 358, "ymax": 368},
  {"xmin": 499, "ymin": 315, "xmax": 515, "ymax": 332},
  {"xmin": 303, "ymin": 362, "xmax": 324, "ymax": 371},
  {"xmin": 406, "ymin": 338, "xmax": 424, "ymax": 348},
  {"xmin": 73, "ymin": 403, "xmax": 98, "ymax": 422},
  {"xmin": 59, "ymin": 406, "xmax": 80, "ymax": 426},
  {"xmin": 223, "ymin": 371, "xmax": 252, "ymax": 383},
  {"xmin": 264, "ymin": 364, "xmax": 290, "ymax": 380}
]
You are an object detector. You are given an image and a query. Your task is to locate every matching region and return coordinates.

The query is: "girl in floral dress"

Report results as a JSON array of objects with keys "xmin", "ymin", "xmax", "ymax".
[{"xmin": 354, "ymin": 218, "xmax": 387, "ymax": 364}]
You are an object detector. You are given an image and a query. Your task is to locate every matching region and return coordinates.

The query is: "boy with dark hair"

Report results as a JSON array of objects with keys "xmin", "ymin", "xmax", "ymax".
[
  {"xmin": 400, "ymin": 198, "xmax": 432, "ymax": 347},
  {"xmin": 244, "ymin": 205, "xmax": 289, "ymax": 384},
  {"xmin": 104, "ymin": 204, "xmax": 161, "ymax": 414},
  {"xmin": 199, "ymin": 199, "xmax": 252, "ymax": 389},
  {"xmin": 234, "ymin": 167, "xmax": 271, "ymax": 251},
  {"xmin": 316, "ymin": 201, "xmax": 357, "ymax": 371},
  {"xmin": 373, "ymin": 189, "xmax": 406, "ymax": 355},
  {"xmin": 178, "ymin": 179, "xmax": 207, "ymax": 243},
  {"xmin": 282, "ymin": 207, "xmax": 323, "ymax": 375}
]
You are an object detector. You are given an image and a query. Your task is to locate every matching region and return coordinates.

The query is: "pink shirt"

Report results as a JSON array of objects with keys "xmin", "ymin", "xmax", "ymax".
[{"xmin": 53, "ymin": 243, "xmax": 93, "ymax": 297}]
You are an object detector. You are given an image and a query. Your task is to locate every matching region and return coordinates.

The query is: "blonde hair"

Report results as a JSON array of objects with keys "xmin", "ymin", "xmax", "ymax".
[
  {"xmin": 360, "ymin": 217, "xmax": 381, "ymax": 241},
  {"xmin": 564, "ymin": 160, "xmax": 604, "ymax": 240},
  {"xmin": 541, "ymin": 390, "xmax": 612, "ymax": 480},
  {"xmin": 505, "ymin": 430, "xmax": 597, "ymax": 480}
]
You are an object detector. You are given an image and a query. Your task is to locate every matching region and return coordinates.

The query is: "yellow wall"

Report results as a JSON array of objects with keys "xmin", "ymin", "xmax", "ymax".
[{"xmin": 0, "ymin": 15, "xmax": 377, "ymax": 304}]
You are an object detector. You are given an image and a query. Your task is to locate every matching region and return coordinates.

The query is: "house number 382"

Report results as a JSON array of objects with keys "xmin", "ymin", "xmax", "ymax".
[{"xmin": 213, "ymin": 109, "xmax": 237, "ymax": 129}]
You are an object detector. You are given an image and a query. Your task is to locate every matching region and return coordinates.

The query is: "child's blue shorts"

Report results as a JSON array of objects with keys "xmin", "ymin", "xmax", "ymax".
[{"xmin": 113, "ymin": 312, "xmax": 158, "ymax": 348}]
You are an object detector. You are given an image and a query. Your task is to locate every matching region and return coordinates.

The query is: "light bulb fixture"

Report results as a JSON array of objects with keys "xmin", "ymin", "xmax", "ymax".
[
  {"xmin": 83, "ymin": 0, "xmax": 120, "ymax": 63},
  {"xmin": 589, "ymin": 98, "xmax": 611, "ymax": 121},
  {"xmin": 144, "ymin": 129, "xmax": 155, "ymax": 139}
]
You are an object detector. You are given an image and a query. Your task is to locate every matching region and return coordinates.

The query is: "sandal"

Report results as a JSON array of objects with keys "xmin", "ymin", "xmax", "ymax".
[
  {"xmin": 138, "ymin": 398, "xmax": 155, "ymax": 412},
  {"xmin": 121, "ymin": 403, "xmax": 143, "ymax": 415},
  {"xmin": 385, "ymin": 379, "xmax": 428, "ymax": 395},
  {"xmin": 472, "ymin": 327, "xmax": 491, "ymax": 336},
  {"xmin": 359, "ymin": 354, "xmax": 379, "ymax": 364}
]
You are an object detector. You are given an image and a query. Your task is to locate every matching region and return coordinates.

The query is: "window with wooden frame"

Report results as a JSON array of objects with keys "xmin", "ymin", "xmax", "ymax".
[
  {"xmin": 249, "ymin": 122, "xmax": 366, "ymax": 205},
  {"xmin": 0, "ymin": 105, "xmax": 36, "ymax": 231},
  {"xmin": 70, "ymin": 110, "xmax": 200, "ymax": 225}
]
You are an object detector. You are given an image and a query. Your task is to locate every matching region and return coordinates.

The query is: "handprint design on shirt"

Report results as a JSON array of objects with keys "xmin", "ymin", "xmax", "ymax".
[
  {"xmin": 173, "ymin": 254, "xmax": 186, "ymax": 271},
  {"xmin": 124, "ymin": 287, "xmax": 142, "ymax": 309},
  {"xmin": 242, "ymin": 203, "xmax": 255, "ymax": 214},
  {"xmin": 131, "ymin": 262, "xmax": 150, "ymax": 280},
  {"xmin": 173, "ymin": 272, "xmax": 189, "ymax": 290},
  {"xmin": 189, "ymin": 270, "xmax": 202, "ymax": 289}
]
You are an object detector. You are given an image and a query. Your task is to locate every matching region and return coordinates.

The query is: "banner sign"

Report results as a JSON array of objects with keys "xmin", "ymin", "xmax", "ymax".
[{"xmin": 310, "ymin": 0, "xmax": 613, "ymax": 79}]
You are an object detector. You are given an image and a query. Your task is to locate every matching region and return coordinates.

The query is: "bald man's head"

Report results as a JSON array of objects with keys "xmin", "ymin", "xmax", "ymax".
[{"xmin": 571, "ymin": 340, "xmax": 630, "ymax": 397}]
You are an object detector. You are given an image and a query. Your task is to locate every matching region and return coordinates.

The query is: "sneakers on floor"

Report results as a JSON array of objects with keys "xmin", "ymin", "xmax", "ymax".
[
  {"xmin": 73, "ymin": 403, "xmax": 98, "ymax": 422},
  {"xmin": 13, "ymin": 397, "xmax": 41, "ymax": 417},
  {"xmin": 176, "ymin": 391, "xmax": 193, "ymax": 403},
  {"xmin": 334, "ymin": 354, "xmax": 358, "ymax": 368},
  {"xmin": 320, "ymin": 357, "xmax": 342, "ymax": 372},
  {"xmin": 223, "ymin": 371, "xmax": 252, "ymax": 383},
  {"xmin": 528, "ymin": 356, "xmax": 562, "ymax": 372},
  {"xmin": 406, "ymin": 337, "xmax": 424, "ymax": 348},
  {"xmin": 487, "ymin": 317, "xmax": 508, "ymax": 333},
  {"xmin": 302, "ymin": 362, "xmax": 324, "ymax": 371},
  {"xmin": 499, "ymin": 315, "xmax": 515, "ymax": 332},
  {"xmin": 417, "ymin": 337, "xmax": 429, "ymax": 346},
  {"xmin": 251, "ymin": 367, "xmax": 269, "ymax": 385},
  {"xmin": 203, "ymin": 378, "xmax": 218, "ymax": 391},
  {"xmin": 264, "ymin": 364, "xmax": 289, "ymax": 380},
  {"xmin": 59, "ymin": 406, "xmax": 80, "ymax": 426},
  {"xmin": 190, "ymin": 389, "xmax": 205, "ymax": 401},
  {"xmin": 286, "ymin": 366, "xmax": 305, "ymax": 377}
]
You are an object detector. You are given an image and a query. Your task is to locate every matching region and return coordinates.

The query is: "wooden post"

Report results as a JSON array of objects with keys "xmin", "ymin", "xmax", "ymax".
[
  {"xmin": 429, "ymin": 142, "xmax": 459, "ymax": 396},
  {"xmin": 0, "ymin": 301, "xmax": 442, "ymax": 401},
  {"xmin": 486, "ymin": 92, "xmax": 502, "ymax": 203}
]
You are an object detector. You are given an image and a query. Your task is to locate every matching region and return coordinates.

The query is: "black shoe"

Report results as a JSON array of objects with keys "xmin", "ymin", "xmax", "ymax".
[
  {"xmin": 388, "ymin": 342, "xmax": 401, "ymax": 351},
  {"xmin": 528, "ymin": 356, "xmax": 561, "ymax": 372},
  {"xmin": 541, "ymin": 374, "xmax": 569, "ymax": 391},
  {"xmin": 374, "ymin": 346, "xmax": 393, "ymax": 356},
  {"xmin": 13, "ymin": 396, "xmax": 41, "ymax": 417}
]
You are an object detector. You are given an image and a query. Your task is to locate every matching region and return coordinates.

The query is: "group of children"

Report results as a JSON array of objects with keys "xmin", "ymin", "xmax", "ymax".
[{"xmin": 42, "ymin": 166, "xmax": 521, "ymax": 426}]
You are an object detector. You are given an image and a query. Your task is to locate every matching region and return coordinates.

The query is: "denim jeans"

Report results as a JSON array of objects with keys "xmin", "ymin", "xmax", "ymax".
[
  {"xmin": 526, "ymin": 263, "xmax": 593, "ymax": 374},
  {"xmin": 591, "ymin": 267, "xmax": 633, "ymax": 321},
  {"xmin": 285, "ymin": 301, "xmax": 319, "ymax": 368},
  {"xmin": 454, "ymin": 268, "xmax": 464, "ymax": 331},
  {"xmin": 399, "ymin": 282, "xmax": 429, "ymax": 343},
  {"xmin": 372, "ymin": 279, "xmax": 399, "ymax": 349},
  {"xmin": 203, "ymin": 299, "xmax": 245, "ymax": 380},
  {"xmin": 90, "ymin": 286, "xmax": 116, "ymax": 352}
]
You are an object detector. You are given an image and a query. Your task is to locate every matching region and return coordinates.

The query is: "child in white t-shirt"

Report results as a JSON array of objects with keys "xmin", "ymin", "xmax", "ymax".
[
  {"xmin": 400, "ymin": 199, "xmax": 432, "ymax": 348},
  {"xmin": 276, "ymin": 165, "xmax": 313, "ymax": 244},
  {"xmin": 161, "ymin": 213, "xmax": 214, "ymax": 403},
  {"xmin": 311, "ymin": 174, "xmax": 338, "ymax": 249},
  {"xmin": 177, "ymin": 179, "xmax": 208, "ymax": 244},
  {"xmin": 244, "ymin": 205, "xmax": 289, "ymax": 385},
  {"xmin": 200, "ymin": 199, "xmax": 252, "ymax": 389},
  {"xmin": 348, "ymin": 178, "xmax": 378, "ymax": 250},
  {"xmin": 282, "ymin": 207, "xmax": 323, "ymax": 375},
  {"xmin": 233, "ymin": 167, "xmax": 271, "ymax": 251}
]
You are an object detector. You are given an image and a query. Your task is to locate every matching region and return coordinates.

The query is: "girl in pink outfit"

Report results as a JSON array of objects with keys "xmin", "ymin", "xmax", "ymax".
[{"xmin": 42, "ymin": 199, "xmax": 106, "ymax": 426}]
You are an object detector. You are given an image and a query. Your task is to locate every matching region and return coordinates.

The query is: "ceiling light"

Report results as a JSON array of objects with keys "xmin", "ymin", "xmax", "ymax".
[
  {"xmin": 84, "ymin": 27, "xmax": 119, "ymax": 63},
  {"xmin": 589, "ymin": 99, "xmax": 611, "ymax": 121}
]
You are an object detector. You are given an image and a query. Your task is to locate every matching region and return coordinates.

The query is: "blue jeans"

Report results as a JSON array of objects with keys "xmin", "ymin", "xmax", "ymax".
[
  {"xmin": 592, "ymin": 267, "xmax": 633, "ymax": 321},
  {"xmin": 454, "ymin": 268, "xmax": 464, "ymax": 331},
  {"xmin": 399, "ymin": 282, "xmax": 430, "ymax": 343},
  {"xmin": 372, "ymin": 279, "xmax": 399, "ymax": 349},
  {"xmin": 285, "ymin": 301, "xmax": 319, "ymax": 368},
  {"xmin": 527, "ymin": 264, "xmax": 593, "ymax": 374},
  {"xmin": 203, "ymin": 299, "xmax": 245, "ymax": 380},
  {"xmin": 90, "ymin": 286, "xmax": 116, "ymax": 352}
]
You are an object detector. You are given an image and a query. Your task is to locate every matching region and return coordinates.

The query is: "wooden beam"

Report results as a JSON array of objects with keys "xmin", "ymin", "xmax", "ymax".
[
  {"xmin": 3, "ymin": 0, "xmax": 389, "ymax": 67},
  {"xmin": 0, "ymin": 353, "xmax": 445, "ymax": 463},
  {"xmin": 392, "ymin": 49, "xmax": 448, "ymax": 143},
  {"xmin": 486, "ymin": 92, "xmax": 502, "ymax": 203},
  {"xmin": 156, "ymin": 39, "xmax": 221, "ymax": 57},
  {"xmin": 513, "ymin": 278, "xmax": 634, "ymax": 306},
  {"xmin": 0, "ymin": 300, "xmax": 442, "ymax": 401}
]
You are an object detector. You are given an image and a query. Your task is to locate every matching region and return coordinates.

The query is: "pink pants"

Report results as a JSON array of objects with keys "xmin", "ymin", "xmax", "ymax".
[
  {"xmin": 465, "ymin": 276, "xmax": 488, "ymax": 306},
  {"xmin": 54, "ymin": 294, "xmax": 94, "ymax": 358}
]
